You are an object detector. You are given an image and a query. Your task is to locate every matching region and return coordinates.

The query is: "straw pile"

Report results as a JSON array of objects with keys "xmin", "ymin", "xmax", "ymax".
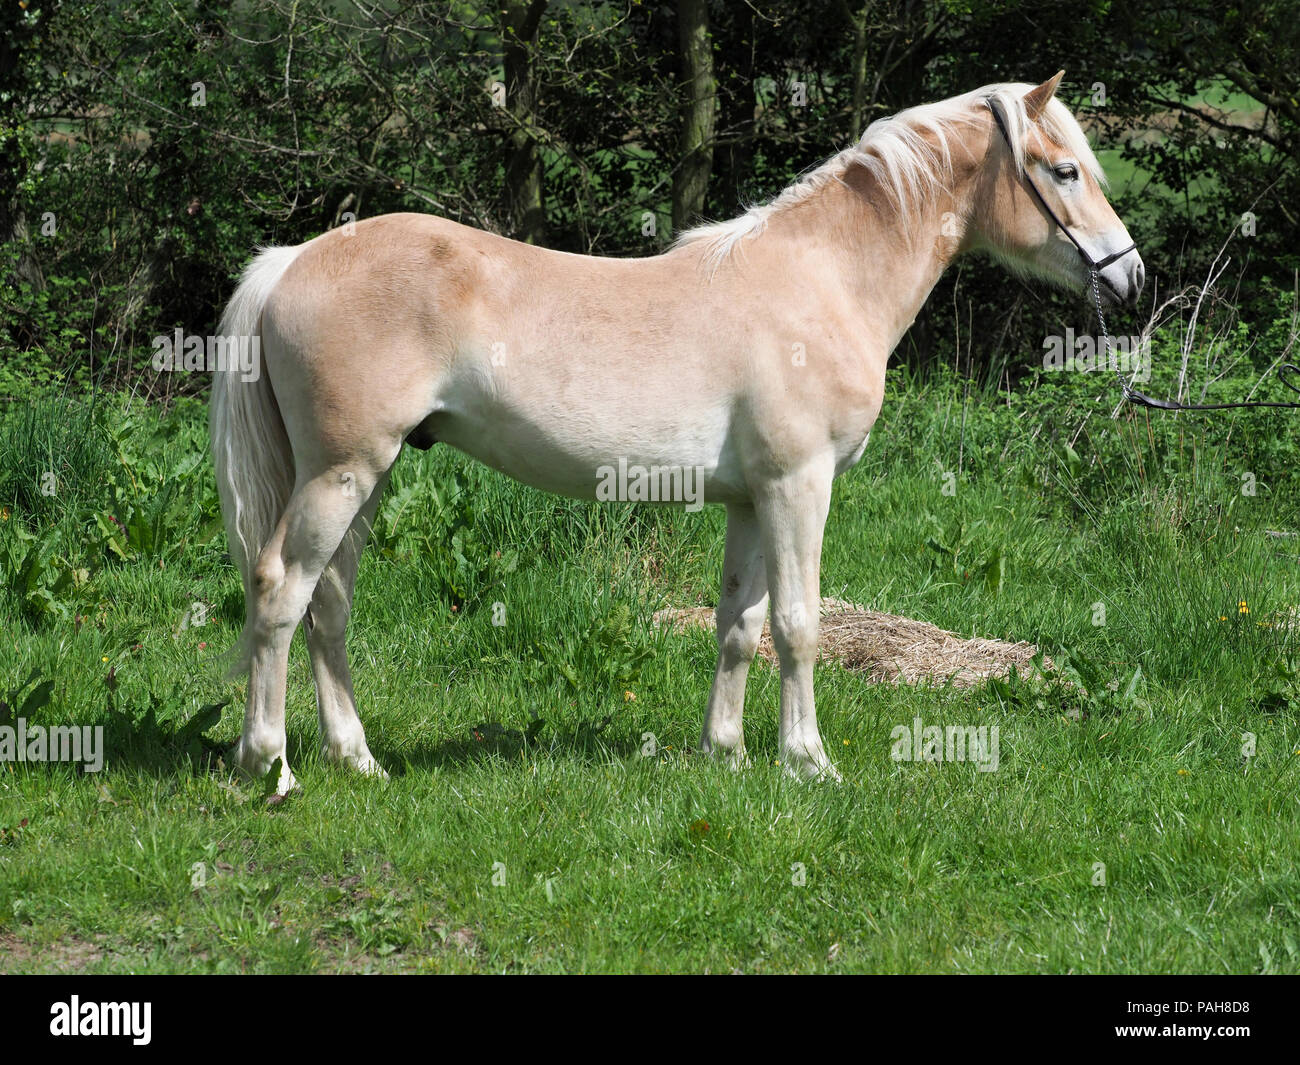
[{"xmin": 652, "ymin": 597, "xmax": 1051, "ymax": 688}]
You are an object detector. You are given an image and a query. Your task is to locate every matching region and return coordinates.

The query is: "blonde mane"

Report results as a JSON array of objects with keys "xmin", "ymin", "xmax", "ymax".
[{"xmin": 674, "ymin": 83, "xmax": 1104, "ymax": 271}]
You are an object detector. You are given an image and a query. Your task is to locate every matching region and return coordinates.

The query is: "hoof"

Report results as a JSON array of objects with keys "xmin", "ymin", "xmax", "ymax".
[
  {"xmin": 323, "ymin": 744, "xmax": 389, "ymax": 780},
  {"xmin": 700, "ymin": 737, "xmax": 749, "ymax": 770},
  {"xmin": 781, "ymin": 749, "xmax": 842, "ymax": 783},
  {"xmin": 230, "ymin": 739, "xmax": 299, "ymax": 794}
]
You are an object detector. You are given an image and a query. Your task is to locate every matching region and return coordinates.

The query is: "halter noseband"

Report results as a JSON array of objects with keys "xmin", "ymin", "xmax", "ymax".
[
  {"xmin": 986, "ymin": 99, "xmax": 1136, "ymax": 272},
  {"xmin": 985, "ymin": 97, "xmax": 1300, "ymax": 412}
]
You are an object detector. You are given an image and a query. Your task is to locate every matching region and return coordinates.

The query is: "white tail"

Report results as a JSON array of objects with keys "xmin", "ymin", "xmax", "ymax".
[{"xmin": 209, "ymin": 244, "xmax": 305, "ymax": 676}]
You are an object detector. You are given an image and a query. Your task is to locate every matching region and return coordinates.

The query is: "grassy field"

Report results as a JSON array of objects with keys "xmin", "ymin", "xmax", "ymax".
[{"xmin": 3, "ymin": 359, "xmax": 1300, "ymax": 973}]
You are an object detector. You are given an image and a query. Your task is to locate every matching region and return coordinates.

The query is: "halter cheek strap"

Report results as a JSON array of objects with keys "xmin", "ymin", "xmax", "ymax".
[
  {"xmin": 987, "ymin": 100, "xmax": 1136, "ymax": 272},
  {"xmin": 986, "ymin": 97, "xmax": 1300, "ymax": 412}
]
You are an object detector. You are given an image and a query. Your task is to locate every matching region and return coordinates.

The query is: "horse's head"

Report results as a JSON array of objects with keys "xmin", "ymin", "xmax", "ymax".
[{"xmin": 971, "ymin": 72, "xmax": 1144, "ymax": 307}]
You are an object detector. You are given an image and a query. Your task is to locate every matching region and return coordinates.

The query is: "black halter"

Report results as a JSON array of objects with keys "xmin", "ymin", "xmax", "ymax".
[
  {"xmin": 987, "ymin": 98, "xmax": 1300, "ymax": 412},
  {"xmin": 987, "ymin": 99, "xmax": 1135, "ymax": 272}
]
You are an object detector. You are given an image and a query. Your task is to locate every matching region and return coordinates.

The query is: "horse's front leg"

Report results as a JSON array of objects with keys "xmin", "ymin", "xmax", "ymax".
[
  {"xmin": 700, "ymin": 502, "xmax": 769, "ymax": 767},
  {"xmin": 755, "ymin": 462, "xmax": 840, "ymax": 781}
]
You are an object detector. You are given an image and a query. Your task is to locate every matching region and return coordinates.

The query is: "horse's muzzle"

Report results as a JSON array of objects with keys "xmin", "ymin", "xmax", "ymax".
[{"xmin": 1097, "ymin": 252, "xmax": 1144, "ymax": 308}]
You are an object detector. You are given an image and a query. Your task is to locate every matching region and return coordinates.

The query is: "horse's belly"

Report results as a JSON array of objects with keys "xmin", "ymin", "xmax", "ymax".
[{"xmin": 431, "ymin": 407, "xmax": 746, "ymax": 506}]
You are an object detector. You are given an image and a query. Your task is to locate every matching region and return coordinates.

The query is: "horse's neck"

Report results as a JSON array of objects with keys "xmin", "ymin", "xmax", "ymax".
[{"xmin": 765, "ymin": 166, "xmax": 972, "ymax": 356}]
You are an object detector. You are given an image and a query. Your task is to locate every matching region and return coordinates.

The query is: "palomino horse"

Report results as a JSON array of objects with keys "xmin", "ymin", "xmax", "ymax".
[{"xmin": 211, "ymin": 72, "xmax": 1143, "ymax": 792}]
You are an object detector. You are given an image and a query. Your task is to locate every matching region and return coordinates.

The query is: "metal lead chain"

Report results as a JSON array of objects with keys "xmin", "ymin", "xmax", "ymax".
[{"xmin": 1089, "ymin": 268, "xmax": 1134, "ymax": 401}]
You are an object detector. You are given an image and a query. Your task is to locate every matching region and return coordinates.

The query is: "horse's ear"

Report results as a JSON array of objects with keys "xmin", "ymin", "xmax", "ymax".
[{"xmin": 1023, "ymin": 71, "xmax": 1065, "ymax": 122}]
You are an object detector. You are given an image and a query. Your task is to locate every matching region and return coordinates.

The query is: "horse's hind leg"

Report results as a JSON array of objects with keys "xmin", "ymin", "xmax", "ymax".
[
  {"xmin": 700, "ymin": 502, "xmax": 769, "ymax": 766},
  {"xmin": 231, "ymin": 463, "xmax": 382, "ymax": 793},
  {"xmin": 305, "ymin": 471, "xmax": 388, "ymax": 777}
]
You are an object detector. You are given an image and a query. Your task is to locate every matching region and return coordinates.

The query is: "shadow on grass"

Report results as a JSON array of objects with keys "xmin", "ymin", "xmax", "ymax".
[
  {"xmin": 1, "ymin": 667, "xmax": 239, "ymax": 782},
  {"xmin": 379, "ymin": 710, "xmax": 653, "ymax": 774},
  {"xmin": 3, "ymin": 667, "xmax": 658, "ymax": 786}
]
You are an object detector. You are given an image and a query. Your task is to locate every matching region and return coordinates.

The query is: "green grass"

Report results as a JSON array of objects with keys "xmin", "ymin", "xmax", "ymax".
[{"xmin": 3, "ymin": 373, "xmax": 1300, "ymax": 974}]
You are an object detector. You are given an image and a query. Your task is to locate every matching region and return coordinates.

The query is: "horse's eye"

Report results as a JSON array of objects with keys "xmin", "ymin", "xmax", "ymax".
[{"xmin": 1053, "ymin": 163, "xmax": 1079, "ymax": 181}]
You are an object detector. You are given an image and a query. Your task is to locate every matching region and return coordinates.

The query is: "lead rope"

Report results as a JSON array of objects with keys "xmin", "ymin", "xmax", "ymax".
[
  {"xmin": 985, "ymin": 96, "xmax": 1300, "ymax": 413},
  {"xmin": 1092, "ymin": 265, "xmax": 1300, "ymax": 412}
]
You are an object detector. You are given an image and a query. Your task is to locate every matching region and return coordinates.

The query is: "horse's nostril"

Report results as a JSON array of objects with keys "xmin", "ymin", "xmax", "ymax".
[{"xmin": 1134, "ymin": 260, "xmax": 1146, "ymax": 297}]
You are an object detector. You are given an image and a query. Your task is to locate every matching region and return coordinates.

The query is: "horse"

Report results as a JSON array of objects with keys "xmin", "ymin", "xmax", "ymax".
[{"xmin": 210, "ymin": 72, "xmax": 1144, "ymax": 793}]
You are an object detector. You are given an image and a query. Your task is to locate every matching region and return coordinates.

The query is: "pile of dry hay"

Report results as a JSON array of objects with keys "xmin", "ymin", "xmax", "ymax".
[{"xmin": 652, "ymin": 597, "xmax": 1051, "ymax": 689}]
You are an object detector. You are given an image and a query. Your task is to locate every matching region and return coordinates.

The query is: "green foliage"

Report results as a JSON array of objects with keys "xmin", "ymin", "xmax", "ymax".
[
  {"xmin": 101, "ymin": 683, "xmax": 228, "ymax": 769},
  {"xmin": 6, "ymin": 0, "xmax": 1299, "ymax": 391},
  {"xmin": 0, "ymin": 519, "xmax": 93, "ymax": 623},
  {"xmin": 923, "ymin": 515, "xmax": 1006, "ymax": 594},
  {"xmin": 0, "ymin": 276, "xmax": 114, "ymax": 395},
  {"xmin": 0, "ymin": 670, "xmax": 54, "ymax": 724},
  {"xmin": 0, "ymin": 395, "xmax": 221, "ymax": 626},
  {"xmin": 1254, "ymin": 657, "xmax": 1300, "ymax": 714},
  {"xmin": 984, "ymin": 653, "xmax": 1147, "ymax": 719},
  {"xmin": 875, "ymin": 279, "xmax": 1300, "ymax": 514},
  {"xmin": 528, "ymin": 599, "xmax": 654, "ymax": 697},
  {"xmin": 373, "ymin": 465, "xmax": 520, "ymax": 609}
]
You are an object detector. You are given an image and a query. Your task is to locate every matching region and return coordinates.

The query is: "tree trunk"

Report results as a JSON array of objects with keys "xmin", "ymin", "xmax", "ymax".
[
  {"xmin": 672, "ymin": 0, "xmax": 717, "ymax": 234},
  {"xmin": 501, "ymin": 1, "xmax": 548, "ymax": 244},
  {"xmin": 713, "ymin": 2, "xmax": 755, "ymax": 216},
  {"xmin": 848, "ymin": 3, "xmax": 872, "ymax": 138},
  {"xmin": 1, "ymin": 4, "xmax": 43, "ymax": 290}
]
